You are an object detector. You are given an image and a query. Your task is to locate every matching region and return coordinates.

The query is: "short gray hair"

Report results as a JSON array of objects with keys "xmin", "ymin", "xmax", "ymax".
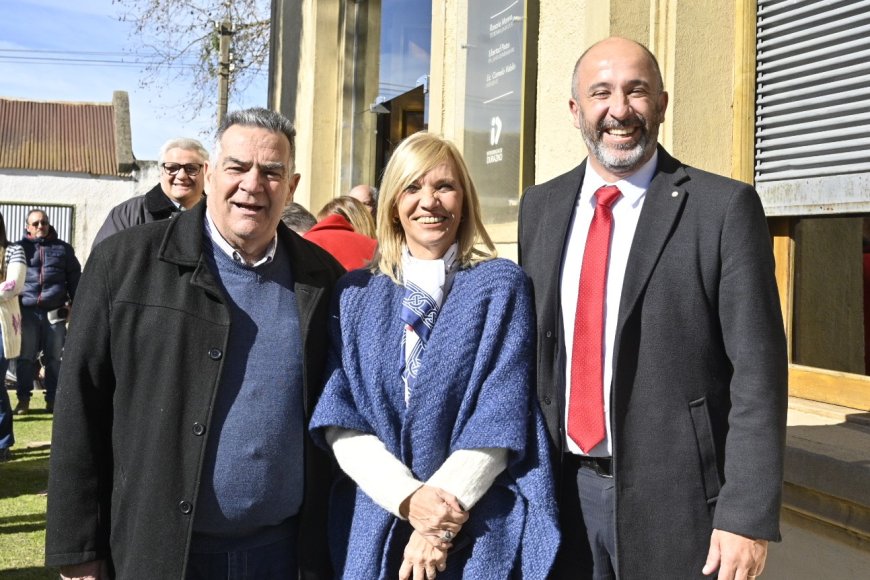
[
  {"xmin": 281, "ymin": 202, "xmax": 317, "ymax": 235},
  {"xmin": 158, "ymin": 137, "xmax": 209, "ymax": 163},
  {"xmin": 215, "ymin": 108, "xmax": 296, "ymax": 164}
]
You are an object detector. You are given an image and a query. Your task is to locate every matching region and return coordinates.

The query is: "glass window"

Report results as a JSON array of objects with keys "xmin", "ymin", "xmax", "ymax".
[
  {"xmin": 373, "ymin": 0, "xmax": 432, "ymax": 178},
  {"xmin": 379, "ymin": 0, "xmax": 432, "ymax": 104}
]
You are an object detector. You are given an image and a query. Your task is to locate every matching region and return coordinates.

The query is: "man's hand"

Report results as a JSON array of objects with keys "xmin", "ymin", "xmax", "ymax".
[
  {"xmin": 702, "ymin": 529, "xmax": 768, "ymax": 579},
  {"xmin": 399, "ymin": 485, "xmax": 469, "ymax": 548},
  {"xmin": 399, "ymin": 531, "xmax": 448, "ymax": 580},
  {"xmin": 60, "ymin": 559, "xmax": 107, "ymax": 580}
]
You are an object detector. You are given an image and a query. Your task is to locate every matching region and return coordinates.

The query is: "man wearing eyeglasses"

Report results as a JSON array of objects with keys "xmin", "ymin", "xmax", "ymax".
[
  {"xmin": 13, "ymin": 209, "xmax": 81, "ymax": 415},
  {"xmin": 91, "ymin": 137, "xmax": 209, "ymax": 248}
]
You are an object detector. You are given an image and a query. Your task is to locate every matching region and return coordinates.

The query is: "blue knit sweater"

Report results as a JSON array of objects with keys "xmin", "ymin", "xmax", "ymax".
[
  {"xmin": 311, "ymin": 258, "xmax": 559, "ymax": 579},
  {"xmin": 192, "ymin": 239, "xmax": 305, "ymax": 548}
]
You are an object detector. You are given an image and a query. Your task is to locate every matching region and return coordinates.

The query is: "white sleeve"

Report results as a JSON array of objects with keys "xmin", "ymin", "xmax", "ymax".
[
  {"xmin": 426, "ymin": 447, "xmax": 509, "ymax": 510},
  {"xmin": 0, "ymin": 260, "xmax": 26, "ymax": 302},
  {"xmin": 326, "ymin": 426, "xmax": 423, "ymax": 518}
]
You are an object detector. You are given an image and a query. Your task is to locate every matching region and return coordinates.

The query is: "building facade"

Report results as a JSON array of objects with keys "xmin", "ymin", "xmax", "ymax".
[{"xmin": 270, "ymin": 1, "xmax": 870, "ymax": 576}]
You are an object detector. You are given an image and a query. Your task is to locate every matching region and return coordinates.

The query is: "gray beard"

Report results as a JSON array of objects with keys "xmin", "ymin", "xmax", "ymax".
[{"xmin": 582, "ymin": 128, "xmax": 652, "ymax": 174}]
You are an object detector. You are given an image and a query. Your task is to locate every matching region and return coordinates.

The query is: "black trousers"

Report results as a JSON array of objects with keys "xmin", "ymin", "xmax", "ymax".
[{"xmin": 550, "ymin": 455, "xmax": 617, "ymax": 580}]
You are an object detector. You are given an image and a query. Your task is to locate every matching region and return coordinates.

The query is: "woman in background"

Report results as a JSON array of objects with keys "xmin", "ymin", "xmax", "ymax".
[
  {"xmin": 0, "ymin": 211, "xmax": 26, "ymax": 462},
  {"xmin": 310, "ymin": 132, "xmax": 558, "ymax": 579},
  {"xmin": 304, "ymin": 196, "xmax": 377, "ymax": 270},
  {"xmin": 318, "ymin": 196, "xmax": 377, "ymax": 238}
]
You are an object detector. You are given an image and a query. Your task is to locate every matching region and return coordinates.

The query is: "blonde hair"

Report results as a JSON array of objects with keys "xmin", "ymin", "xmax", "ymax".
[
  {"xmin": 374, "ymin": 132, "xmax": 495, "ymax": 283},
  {"xmin": 317, "ymin": 196, "xmax": 377, "ymax": 238}
]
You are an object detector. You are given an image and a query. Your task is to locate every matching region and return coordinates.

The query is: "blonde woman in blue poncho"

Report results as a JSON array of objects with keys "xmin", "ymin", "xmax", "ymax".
[{"xmin": 310, "ymin": 132, "xmax": 559, "ymax": 579}]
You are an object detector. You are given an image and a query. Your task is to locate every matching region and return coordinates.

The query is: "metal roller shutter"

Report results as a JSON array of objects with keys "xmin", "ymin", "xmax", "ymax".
[{"xmin": 756, "ymin": 0, "xmax": 870, "ymax": 215}]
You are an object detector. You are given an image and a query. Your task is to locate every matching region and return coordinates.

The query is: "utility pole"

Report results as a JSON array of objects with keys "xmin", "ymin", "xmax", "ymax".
[{"xmin": 217, "ymin": 17, "xmax": 234, "ymax": 127}]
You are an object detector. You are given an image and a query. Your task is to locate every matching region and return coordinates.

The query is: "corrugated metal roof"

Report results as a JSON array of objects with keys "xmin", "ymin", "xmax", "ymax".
[{"xmin": 0, "ymin": 97, "xmax": 119, "ymax": 176}]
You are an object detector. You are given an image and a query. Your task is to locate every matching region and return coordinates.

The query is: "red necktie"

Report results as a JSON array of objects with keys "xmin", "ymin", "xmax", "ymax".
[{"xmin": 568, "ymin": 185, "xmax": 622, "ymax": 452}]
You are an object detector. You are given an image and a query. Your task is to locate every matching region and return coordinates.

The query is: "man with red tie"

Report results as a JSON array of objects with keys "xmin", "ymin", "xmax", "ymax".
[{"xmin": 519, "ymin": 37, "xmax": 788, "ymax": 579}]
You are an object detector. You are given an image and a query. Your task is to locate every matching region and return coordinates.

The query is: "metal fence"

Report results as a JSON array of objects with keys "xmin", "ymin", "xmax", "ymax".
[{"xmin": 0, "ymin": 203, "xmax": 74, "ymax": 244}]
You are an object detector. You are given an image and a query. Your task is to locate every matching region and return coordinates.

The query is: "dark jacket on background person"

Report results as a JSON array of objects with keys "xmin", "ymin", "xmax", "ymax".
[
  {"xmin": 45, "ymin": 201, "xmax": 343, "ymax": 579},
  {"xmin": 92, "ymin": 183, "xmax": 199, "ymax": 248},
  {"xmin": 17, "ymin": 226, "xmax": 80, "ymax": 311}
]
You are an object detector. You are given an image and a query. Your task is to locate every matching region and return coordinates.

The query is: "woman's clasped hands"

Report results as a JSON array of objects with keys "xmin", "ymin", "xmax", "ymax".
[{"xmin": 398, "ymin": 485, "xmax": 469, "ymax": 580}]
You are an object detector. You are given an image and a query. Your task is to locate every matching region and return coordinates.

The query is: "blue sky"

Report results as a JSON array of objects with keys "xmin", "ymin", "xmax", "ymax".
[{"xmin": 0, "ymin": 0, "xmax": 268, "ymax": 160}]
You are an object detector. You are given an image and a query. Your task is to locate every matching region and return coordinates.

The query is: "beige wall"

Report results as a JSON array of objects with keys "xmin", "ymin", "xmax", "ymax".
[
  {"xmin": 669, "ymin": 1, "xmax": 736, "ymax": 176},
  {"xmin": 429, "ymin": 0, "xmax": 461, "ymax": 142},
  {"xmin": 272, "ymin": 0, "xmax": 383, "ymax": 216},
  {"xmin": 332, "ymin": 0, "xmax": 380, "ymax": 203},
  {"xmin": 533, "ymin": 0, "xmax": 607, "ymax": 183},
  {"xmin": 272, "ymin": 0, "xmax": 343, "ymax": 214},
  {"xmin": 441, "ymin": 0, "xmax": 743, "ymax": 254}
]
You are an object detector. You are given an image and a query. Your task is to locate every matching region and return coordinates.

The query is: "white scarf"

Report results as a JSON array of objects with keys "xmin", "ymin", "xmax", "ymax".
[{"xmin": 399, "ymin": 243, "xmax": 459, "ymax": 404}]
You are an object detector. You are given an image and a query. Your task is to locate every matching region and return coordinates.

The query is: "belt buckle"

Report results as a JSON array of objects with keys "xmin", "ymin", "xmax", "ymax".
[{"xmin": 595, "ymin": 461, "xmax": 613, "ymax": 478}]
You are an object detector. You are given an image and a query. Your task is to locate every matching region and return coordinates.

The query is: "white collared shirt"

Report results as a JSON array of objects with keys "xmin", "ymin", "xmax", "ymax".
[
  {"xmin": 560, "ymin": 152, "xmax": 658, "ymax": 456},
  {"xmin": 204, "ymin": 211, "xmax": 277, "ymax": 268}
]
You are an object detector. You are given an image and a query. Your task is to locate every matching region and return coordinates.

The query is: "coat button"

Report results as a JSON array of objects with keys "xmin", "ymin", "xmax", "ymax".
[
  {"xmin": 545, "ymin": 330, "xmax": 553, "ymax": 338},
  {"xmin": 208, "ymin": 348, "xmax": 222, "ymax": 360},
  {"xmin": 543, "ymin": 395, "xmax": 552, "ymax": 405},
  {"xmin": 178, "ymin": 500, "xmax": 193, "ymax": 514},
  {"xmin": 192, "ymin": 423, "xmax": 206, "ymax": 436}
]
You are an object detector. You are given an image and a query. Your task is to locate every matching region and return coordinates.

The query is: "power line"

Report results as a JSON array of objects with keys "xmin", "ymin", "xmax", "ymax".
[
  {"xmin": 0, "ymin": 48, "xmax": 197, "ymax": 63},
  {"xmin": 0, "ymin": 48, "xmax": 188, "ymax": 59},
  {"xmin": 0, "ymin": 51, "xmax": 266, "ymax": 72},
  {"xmin": 0, "ymin": 56, "xmax": 193, "ymax": 69}
]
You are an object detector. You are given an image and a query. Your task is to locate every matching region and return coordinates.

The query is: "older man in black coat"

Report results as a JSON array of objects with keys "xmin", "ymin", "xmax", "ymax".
[{"xmin": 46, "ymin": 108, "xmax": 343, "ymax": 579}]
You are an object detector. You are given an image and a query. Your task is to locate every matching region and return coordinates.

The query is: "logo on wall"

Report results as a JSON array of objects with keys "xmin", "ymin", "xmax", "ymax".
[
  {"xmin": 487, "ymin": 116, "xmax": 504, "ymax": 165},
  {"xmin": 490, "ymin": 116, "xmax": 503, "ymax": 146}
]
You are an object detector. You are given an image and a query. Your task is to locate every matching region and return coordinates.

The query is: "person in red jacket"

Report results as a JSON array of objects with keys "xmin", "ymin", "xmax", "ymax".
[{"xmin": 304, "ymin": 196, "xmax": 377, "ymax": 270}]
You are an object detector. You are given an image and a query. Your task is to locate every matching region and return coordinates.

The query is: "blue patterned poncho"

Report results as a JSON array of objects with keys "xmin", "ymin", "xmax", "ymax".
[{"xmin": 310, "ymin": 258, "xmax": 559, "ymax": 579}]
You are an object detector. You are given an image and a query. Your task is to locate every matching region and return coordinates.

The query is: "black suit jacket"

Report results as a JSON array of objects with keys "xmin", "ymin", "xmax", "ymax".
[{"xmin": 519, "ymin": 148, "xmax": 788, "ymax": 578}]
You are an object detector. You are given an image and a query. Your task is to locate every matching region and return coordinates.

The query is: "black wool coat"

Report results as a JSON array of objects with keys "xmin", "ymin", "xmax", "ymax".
[
  {"xmin": 45, "ymin": 201, "xmax": 344, "ymax": 579},
  {"xmin": 91, "ymin": 183, "xmax": 197, "ymax": 249},
  {"xmin": 519, "ymin": 148, "xmax": 788, "ymax": 579}
]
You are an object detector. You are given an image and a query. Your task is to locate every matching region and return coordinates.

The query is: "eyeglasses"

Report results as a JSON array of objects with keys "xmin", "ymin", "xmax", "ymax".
[
  {"xmin": 29, "ymin": 220, "xmax": 49, "ymax": 227},
  {"xmin": 161, "ymin": 162, "xmax": 203, "ymax": 177}
]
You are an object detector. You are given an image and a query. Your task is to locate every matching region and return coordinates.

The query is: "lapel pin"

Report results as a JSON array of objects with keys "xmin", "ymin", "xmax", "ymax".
[{"xmin": 671, "ymin": 191, "xmax": 679, "ymax": 198}]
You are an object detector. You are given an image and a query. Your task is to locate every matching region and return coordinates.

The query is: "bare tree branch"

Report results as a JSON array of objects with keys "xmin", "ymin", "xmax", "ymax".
[{"xmin": 111, "ymin": 0, "xmax": 270, "ymax": 118}]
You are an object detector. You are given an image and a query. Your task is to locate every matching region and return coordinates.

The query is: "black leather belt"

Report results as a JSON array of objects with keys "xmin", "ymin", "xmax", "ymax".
[{"xmin": 566, "ymin": 454, "xmax": 613, "ymax": 478}]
